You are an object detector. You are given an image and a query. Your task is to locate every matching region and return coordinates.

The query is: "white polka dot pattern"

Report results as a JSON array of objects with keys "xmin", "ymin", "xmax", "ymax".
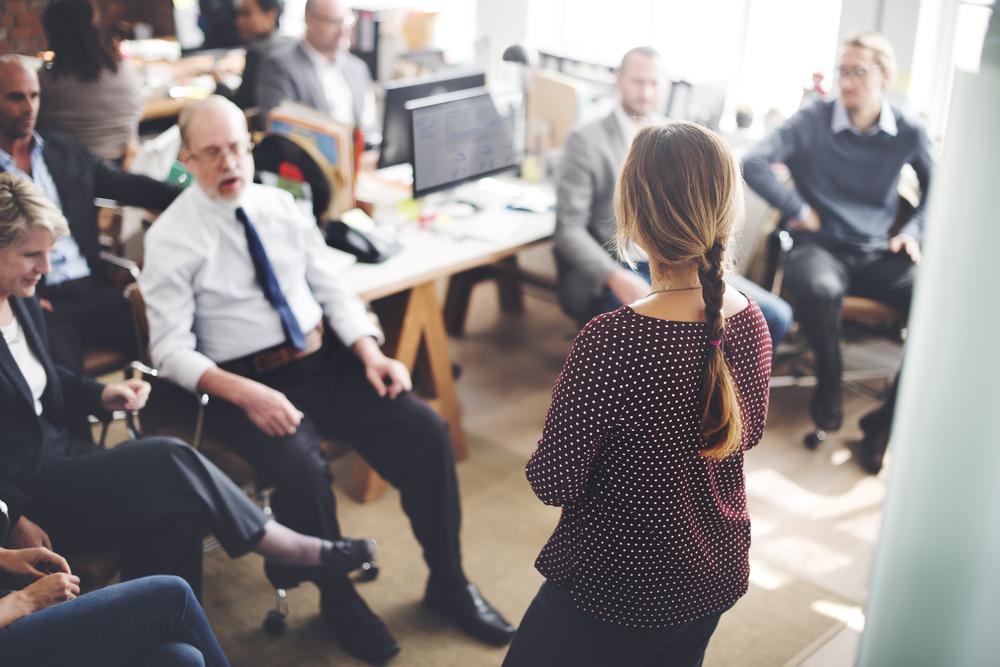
[{"xmin": 526, "ymin": 301, "xmax": 772, "ymax": 629}]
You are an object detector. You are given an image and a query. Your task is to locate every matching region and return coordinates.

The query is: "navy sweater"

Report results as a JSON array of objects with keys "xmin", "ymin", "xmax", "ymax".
[{"xmin": 742, "ymin": 99, "xmax": 934, "ymax": 249}]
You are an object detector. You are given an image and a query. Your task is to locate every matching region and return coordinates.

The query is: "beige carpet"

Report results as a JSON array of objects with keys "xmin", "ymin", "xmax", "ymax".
[{"xmin": 198, "ymin": 432, "xmax": 856, "ymax": 666}]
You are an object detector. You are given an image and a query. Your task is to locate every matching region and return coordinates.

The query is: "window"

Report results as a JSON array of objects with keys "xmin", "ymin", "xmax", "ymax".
[{"xmin": 525, "ymin": 0, "xmax": 843, "ymax": 128}]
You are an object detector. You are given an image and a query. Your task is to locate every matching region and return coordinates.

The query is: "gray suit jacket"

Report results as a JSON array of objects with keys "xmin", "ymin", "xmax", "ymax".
[
  {"xmin": 554, "ymin": 111, "xmax": 628, "ymax": 321},
  {"xmin": 256, "ymin": 42, "xmax": 374, "ymax": 134}
]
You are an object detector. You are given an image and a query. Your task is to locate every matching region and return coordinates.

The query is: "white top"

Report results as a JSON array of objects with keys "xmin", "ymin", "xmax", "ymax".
[
  {"xmin": 2, "ymin": 317, "xmax": 46, "ymax": 415},
  {"xmin": 140, "ymin": 183, "xmax": 382, "ymax": 393},
  {"xmin": 301, "ymin": 41, "xmax": 377, "ymax": 131}
]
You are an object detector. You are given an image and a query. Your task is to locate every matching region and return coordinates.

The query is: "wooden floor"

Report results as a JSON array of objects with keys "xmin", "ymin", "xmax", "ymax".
[
  {"xmin": 122, "ymin": 244, "xmax": 897, "ymax": 666},
  {"xmin": 446, "ymin": 246, "xmax": 896, "ymax": 666}
]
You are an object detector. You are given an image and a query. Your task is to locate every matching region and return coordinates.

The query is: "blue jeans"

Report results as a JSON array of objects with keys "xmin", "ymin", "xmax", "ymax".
[
  {"xmin": 0, "ymin": 575, "xmax": 230, "ymax": 667},
  {"xmin": 592, "ymin": 264, "xmax": 793, "ymax": 350}
]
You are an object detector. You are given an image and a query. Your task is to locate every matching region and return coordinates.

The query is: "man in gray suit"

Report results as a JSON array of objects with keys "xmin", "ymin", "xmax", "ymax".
[
  {"xmin": 256, "ymin": 0, "xmax": 377, "ymax": 138},
  {"xmin": 555, "ymin": 47, "xmax": 792, "ymax": 346}
]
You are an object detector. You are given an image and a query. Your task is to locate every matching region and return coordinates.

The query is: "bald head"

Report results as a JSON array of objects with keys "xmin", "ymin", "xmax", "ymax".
[
  {"xmin": 179, "ymin": 96, "xmax": 254, "ymax": 202},
  {"xmin": 304, "ymin": 0, "xmax": 353, "ymax": 57},
  {"xmin": 0, "ymin": 55, "xmax": 41, "ymax": 148},
  {"xmin": 179, "ymin": 95, "xmax": 248, "ymax": 148}
]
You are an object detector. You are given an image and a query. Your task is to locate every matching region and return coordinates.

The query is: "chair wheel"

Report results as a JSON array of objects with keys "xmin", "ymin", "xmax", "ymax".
[
  {"xmin": 804, "ymin": 430, "xmax": 827, "ymax": 450},
  {"xmin": 355, "ymin": 561, "xmax": 379, "ymax": 583},
  {"xmin": 263, "ymin": 610, "xmax": 287, "ymax": 636}
]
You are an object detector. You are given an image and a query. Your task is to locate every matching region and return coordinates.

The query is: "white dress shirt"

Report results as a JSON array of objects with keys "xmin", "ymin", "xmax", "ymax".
[
  {"xmin": 301, "ymin": 41, "xmax": 377, "ymax": 132},
  {"xmin": 140, "ymin": 183, "xmax": 381, "ymax": 393},
  {"xmin": 2, "ymin": 317, "xmax": 47, "ymax": 416}
]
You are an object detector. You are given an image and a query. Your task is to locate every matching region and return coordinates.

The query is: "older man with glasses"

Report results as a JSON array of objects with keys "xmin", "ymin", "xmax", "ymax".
[
  {"xmin": 140, "ymin": 95, "xmax": 515, "ymax": 665},
  {"xmin": 256, "ymin": 0, "xmax": 378, "ymax": 141},
  {"xmin": 743, "ymin": 32, "xmax": 935, "ymax": 474}
]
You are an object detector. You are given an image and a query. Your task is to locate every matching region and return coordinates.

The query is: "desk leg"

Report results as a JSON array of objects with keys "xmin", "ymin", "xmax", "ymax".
[
  {"xmin": 444, "ymin": 256, "xmax": 527, "ymax": 337},
  {"xmin": 345, "ymin": 282, "xmax": 468, "ymax": 502}
]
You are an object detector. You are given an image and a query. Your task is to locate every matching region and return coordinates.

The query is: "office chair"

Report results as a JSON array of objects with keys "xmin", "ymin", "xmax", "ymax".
[
  {"xmin": 124, "ymin": 284, "xmax": 379, "ymax": 635},
  {"xmin": 743, "ymin": 187, "xmax": 911, "ymax": 449}
]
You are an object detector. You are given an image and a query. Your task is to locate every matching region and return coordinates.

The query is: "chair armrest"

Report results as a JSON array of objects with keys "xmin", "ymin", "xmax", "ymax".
[
  {"xmin": 765, "ymin": 229, "xmax": 794, "ymax": 295},
  {"xmin": 129, "ymin": 361, "xmax": 210, "ymax": 450},
  {"xmin": 99, "ymin": 251, "xmax": 141, "ymax": 288}
]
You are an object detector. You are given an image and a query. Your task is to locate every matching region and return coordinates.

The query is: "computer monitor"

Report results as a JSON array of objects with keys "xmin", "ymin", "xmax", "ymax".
[
  {"xmin": 407, "ymin": 88, "xmax": 520, "ymax": 199},
  {"xmin": 377, "ymin": 68, "xmax": 487, "ymax": 169}
]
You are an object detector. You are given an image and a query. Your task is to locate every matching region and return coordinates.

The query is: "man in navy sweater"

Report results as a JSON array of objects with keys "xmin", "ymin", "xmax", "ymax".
[{"xmin": 743, "ymin": 32, "xmax": 934, "ymax": 473}]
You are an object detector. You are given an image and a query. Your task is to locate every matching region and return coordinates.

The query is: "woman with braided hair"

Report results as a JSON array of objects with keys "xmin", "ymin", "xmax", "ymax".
[{"xmin": 505, "ymin": 121, "xmax": 772, "ymax": 667}]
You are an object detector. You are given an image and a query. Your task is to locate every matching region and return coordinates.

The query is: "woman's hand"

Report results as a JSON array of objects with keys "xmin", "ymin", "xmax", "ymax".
[
  {"xmin": 0, "ymin": 546, "xmax": 71, "ymax": 579},
  {"xmin": 101, "ymin": 379, "xmax": 151, "ymax": 412},
  {"xmin": 0, "ymin": 572, "xmax": 81, "ymax": 629},
  {"xmin": 16, "ymin": 572, "xmax": 80, "ymax": 612}
]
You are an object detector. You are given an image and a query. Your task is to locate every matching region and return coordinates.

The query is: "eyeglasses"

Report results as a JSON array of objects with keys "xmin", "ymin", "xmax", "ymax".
[
  {"xmin": 187, "ymin": 141, "xmax": 254, "ymax": 165},
  {"xmin": 837, "ymin": 65, "xmax": 880, "ymax": 80},
  {"xmin": 307, "ymin": 10, "xmax": 356, "ymax": 28}
]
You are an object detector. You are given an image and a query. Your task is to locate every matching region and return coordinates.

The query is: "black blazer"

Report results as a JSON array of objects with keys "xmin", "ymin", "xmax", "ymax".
[
  {"xmin": 0, "ymin": 133, "xmax": 182, "ymax": 285},
  {"xmin": 0, "ymin": 297, "xmax": 104, "ymax": 524}
]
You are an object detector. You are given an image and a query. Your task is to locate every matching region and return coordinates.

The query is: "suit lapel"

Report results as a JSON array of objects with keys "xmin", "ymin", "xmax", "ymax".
[
  {"xmin": 0, "ymin": 297, "xmax": 35, "ymax": 412},
  {"xmin": 295, "ymin": 44, "xmax": 331, "ymax": 114},
  {"xmin": 602, "ymin": 112, "xmax": 627, "ymax": 164},
  {"xmin": 0, "ymin": 324, "xmax": 34, "ymax": 410},
  {"xmin": 10, "ymin": 297, "xmax": 64, "ymax": 420}
]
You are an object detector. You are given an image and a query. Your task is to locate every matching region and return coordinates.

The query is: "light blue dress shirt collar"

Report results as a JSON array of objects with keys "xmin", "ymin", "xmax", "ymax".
[
  {"xmin": 831, "ymin": 98, "xmax": 898, "ymax": 137},
  {"xmin": 0, "ymin": 132, "xmax": 90, "ymax": 284}
]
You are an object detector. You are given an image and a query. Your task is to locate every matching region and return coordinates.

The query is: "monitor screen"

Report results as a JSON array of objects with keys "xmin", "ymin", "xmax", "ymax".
[
  {"xmin": 377, "ymin": 68, "xmax": 486, "ymax": 169},
  {"xmin": 408, "ymin": 88, "xmax": 520, "ymax": 199}
]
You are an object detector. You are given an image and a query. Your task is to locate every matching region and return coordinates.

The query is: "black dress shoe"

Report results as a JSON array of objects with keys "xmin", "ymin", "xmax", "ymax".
[
  {"xmin": 857, "ymin": 409, "xmax": 891, "ymax": 475},
  {"xmin": 322, "ymin": 590, "xmax": 400, "ymax": 665},
  {"xmin": 424, "ymin": 581, "xmax": 516, "ymax": 646},
  {"xmin": 810, "ymin": 385, "xmax": 843, "ymax": 432},
  {"xmin": 264, "ymin": 537, "xmax": 377, "ymax": 589}
]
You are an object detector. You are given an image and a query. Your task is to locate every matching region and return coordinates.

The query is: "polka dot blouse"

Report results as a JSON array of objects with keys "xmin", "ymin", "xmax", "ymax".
[{"xmin": 526, "ymin": 301, "xmax": 772, "ymax": 629}]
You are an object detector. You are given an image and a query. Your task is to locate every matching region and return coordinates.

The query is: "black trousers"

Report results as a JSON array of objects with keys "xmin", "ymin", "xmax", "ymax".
[
  {"xmin": 39, "ymin": 277, "xmax": 138, "ymax": 374},
  {"xmin": 503, "ymin": 581, "xmax": 725, "ymax": 667},
  {"xmin": 203, "ymin": 338, "xmax": 466, "ymax": 596},
  {"xmin": 783, "ymin": 234, "xmax": 914, "ymax": 412},
  {"xmin": 22, "ymin": 423, "xmax": 269, "ymax": 598}
]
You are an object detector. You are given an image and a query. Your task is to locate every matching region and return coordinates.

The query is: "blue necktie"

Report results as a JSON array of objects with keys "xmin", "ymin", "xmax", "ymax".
[{"xmin": 235, "ymin": 206, "xmax": 308, "ymax": 350}]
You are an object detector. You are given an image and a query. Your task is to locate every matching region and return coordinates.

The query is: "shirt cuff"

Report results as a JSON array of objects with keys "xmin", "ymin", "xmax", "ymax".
[
  {"xmin": 163, "ymin": 352, "xmax": 218, "ymax": 395},
  {"xmin": 331, "ymin": 316, "xmax": 384, "ymax": 350}
]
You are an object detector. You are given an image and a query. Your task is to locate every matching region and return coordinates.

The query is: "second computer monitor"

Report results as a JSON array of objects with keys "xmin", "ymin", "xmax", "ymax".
[
  {"xmin": 408, "ymin": 88, "xmax": 520, "ymax": 199},
  {"xmin": 378, "ymin": 67, "xmax": 487, "ymax": 169}
]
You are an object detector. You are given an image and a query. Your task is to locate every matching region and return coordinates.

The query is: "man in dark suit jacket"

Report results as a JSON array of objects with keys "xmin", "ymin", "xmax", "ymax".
[
  {"xmin": 256, "ymin": 0, "xmax": 377, "ymax": 139},
  {"xmin": 0, "ymin": 56, "xmax": 181, "ymax": 373}
]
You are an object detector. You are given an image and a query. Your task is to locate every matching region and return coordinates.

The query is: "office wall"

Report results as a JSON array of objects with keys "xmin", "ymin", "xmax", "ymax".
[{"xmin": 0, "ymin": 0, "xmax": 48, "ymax": 54}]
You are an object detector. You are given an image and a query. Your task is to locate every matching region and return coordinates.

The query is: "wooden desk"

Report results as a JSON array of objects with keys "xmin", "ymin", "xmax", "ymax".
[
  {"xmin": 138, "ymin": 52, "xmax": 236, "ymax": 122},
  {"xmin": 142, "ymin": 95, "xmax": 193, "ymax": 122},
  {"xmin": 339, "ymin": 183, "xmax": 555, "ymax": 500}
]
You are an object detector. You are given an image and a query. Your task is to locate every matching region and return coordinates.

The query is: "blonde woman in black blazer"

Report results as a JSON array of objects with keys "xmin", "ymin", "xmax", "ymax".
[{"xmin": 0, "ymin": 173, "xmax": 375, "ymax": 614}]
